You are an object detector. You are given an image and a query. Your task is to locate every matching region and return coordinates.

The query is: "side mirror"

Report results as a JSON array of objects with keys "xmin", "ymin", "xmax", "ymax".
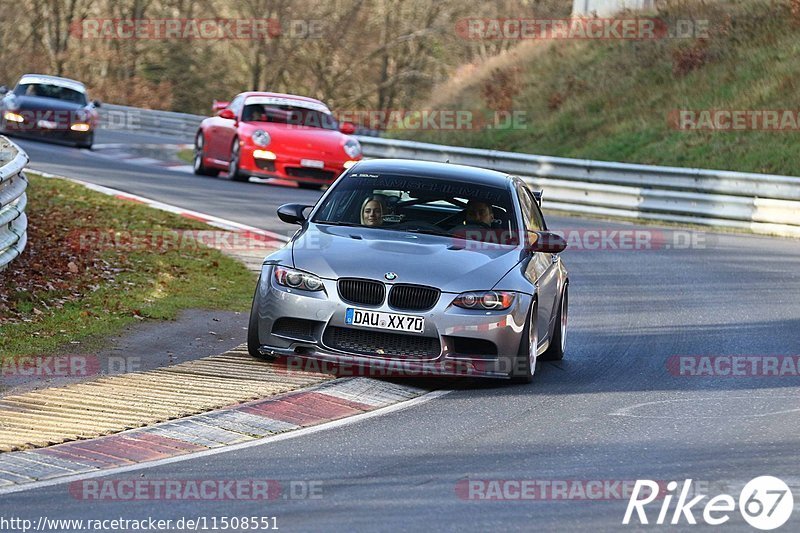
[
  {"xmin": 339, "ymin": 121, "xmax": 356, "ymax": 134},
  {"xmin": 527, "ymin": 231, "xmax": 567, "ymax": 254},
  {"xmin": 0, "ymin": 86, "xmax": 7, "ymax": 95},
  {"xmin": 92, "ymin": 99, "xmax": 102, "ymax": 108},
  {"xmin": 218, "ymin": 108, "xmax": 236, "ymax": 120},
  {"xmin": 277, "ymin": 203, "xmax": 312, "ymax": 225}
]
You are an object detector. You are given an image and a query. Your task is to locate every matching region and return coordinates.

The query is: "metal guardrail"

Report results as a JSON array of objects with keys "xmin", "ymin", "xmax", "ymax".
[
  {"xmin": 100, "ymin": 104, "xmax": 203, "ymax": 139},
  {"xmin": 99, "ymin": 104, "xmax": 800, "ymax": 237},
  {"xmin": 356, "ymin": 137, "xmax": 800, "ymax": 238},
  {"xmin": 0, "ymin": 137, "xmax": 29, "ymax": 271},
  {"xmin": 99, "ymin": 104, "xmax": 382, "ymax": 139}
]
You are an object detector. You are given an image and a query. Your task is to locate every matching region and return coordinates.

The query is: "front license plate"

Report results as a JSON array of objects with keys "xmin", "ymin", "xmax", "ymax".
[
  {"xmin": 345, "ymin": 308, "xmax": 424, "ymax": 334},
  {"xmin": 37, "ymin": 120, "xmax": 57, "ymax": 129},
  {"xmin": 300, "ymin": 158, "xmax": 324, "ymax": 169}
]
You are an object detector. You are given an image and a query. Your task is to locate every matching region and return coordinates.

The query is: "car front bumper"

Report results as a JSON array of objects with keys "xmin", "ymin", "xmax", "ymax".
[
  {"xmin": 1, "ymin": 121, "xmax": 93, "ymax": 144},
  {"xmin": 239, "ymin": 146, "xmax": 357, "ymax": 184},
  {"xmin": 252, "ymin": 264, "xmax": 533, "ymax": 379}
]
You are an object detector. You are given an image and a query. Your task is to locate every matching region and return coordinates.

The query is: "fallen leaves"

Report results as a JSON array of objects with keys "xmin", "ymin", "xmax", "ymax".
[{"xmin": 0, "ymin": 180, "xmax": 130, "ymax": 323}]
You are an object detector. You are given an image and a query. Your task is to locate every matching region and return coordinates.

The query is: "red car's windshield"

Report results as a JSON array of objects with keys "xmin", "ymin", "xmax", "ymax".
[{"xmin": 242, "ymin": 103, "xmax": 338, "ymax": 130}]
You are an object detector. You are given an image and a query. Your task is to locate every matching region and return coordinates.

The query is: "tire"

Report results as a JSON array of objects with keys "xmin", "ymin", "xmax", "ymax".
[
  {"xmin": 541, "ymin": 284, "xmax": 568, "ymax": 361},
  {"xmin": 76, "ymin": 133, "xmax": 94, "ymax": 150},
  {"xmin": 193, "ymin": 132, "xmax": 219, "ymax": 176},
  {"xmin": 297, "ymin": 182, "xmax": 324, "ymax": 190},
  {"xmin": 228, "ymin": 138, "xmax": 249, "ymax": 182},
  {"xmin": 510, "ymin": 299, "xmax": 538, "ymax": 384},
  {"xmin": 248, "ymin": 280, "xmax": 277, "ymax": 361}
]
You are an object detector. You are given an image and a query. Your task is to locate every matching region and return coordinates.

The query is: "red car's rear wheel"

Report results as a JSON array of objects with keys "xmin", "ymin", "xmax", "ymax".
[{"xmin": 193, "ymin": 132, "xmax": 219, "ymax": 176}]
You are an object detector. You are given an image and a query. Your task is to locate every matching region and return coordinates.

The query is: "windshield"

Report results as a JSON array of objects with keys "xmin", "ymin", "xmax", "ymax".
[
  {"xmin": 14, "ymin": 83, "xmax": 87, "ymax": 105},
  {"xmin": 312, "ymin": 172, "xmax": 520, "ymax": 245},
  {"xmin": 242, "ymin": 103, "xmax": 337, "ymax": 130}
]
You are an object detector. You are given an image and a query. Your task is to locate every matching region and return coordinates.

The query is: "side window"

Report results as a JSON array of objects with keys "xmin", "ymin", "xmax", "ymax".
[
  {"xmin": 529, "ymin": 191, "xmax": 546, "ymax": 230},
  {"xmin": 229, "ymin": 96, "xmax": 244, "ymax": 118},
  {"xmin": 517, "ymin": 184, "xmax": 543, "ymax": 231}
]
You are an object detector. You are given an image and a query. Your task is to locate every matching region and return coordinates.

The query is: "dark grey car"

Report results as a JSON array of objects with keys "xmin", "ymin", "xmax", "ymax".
[{"xmin": 248, "ymin": 159, "xmax": 568, "ymax": 382}]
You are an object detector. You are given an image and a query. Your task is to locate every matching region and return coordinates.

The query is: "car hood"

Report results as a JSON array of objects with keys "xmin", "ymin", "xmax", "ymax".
[
  {"xmin": 7, "ymin": 95, "xmax": 86, "ymax": 112},
  {"xmin": 291, "ymin": 224, "xmax": 522, "ymax": 292},
  {"xmin": 245, "ymin": 123, "xmax": 348, "ymax": 156}
]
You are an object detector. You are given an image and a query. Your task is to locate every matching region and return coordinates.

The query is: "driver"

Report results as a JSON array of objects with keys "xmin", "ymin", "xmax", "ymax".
[
  {"xmin": 360, "ymin": 196, "xmax": 385, "ymax": 227},
  {"xmin": 464, "ymin": 200, "xmax": 494, "ymax": 227}
]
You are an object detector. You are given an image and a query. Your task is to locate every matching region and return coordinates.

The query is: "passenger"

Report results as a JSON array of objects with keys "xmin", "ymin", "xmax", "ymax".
[
  {"xmin": 250, "ymin": 108, "xmax": 267, "ymax": 122},
  {"xmin": 464, "ymin": 200, "xmax": 494, "ymax": 227},
  {"xmin": 360, "ymin": 196, "xmax": 385, "ymax": 227}
]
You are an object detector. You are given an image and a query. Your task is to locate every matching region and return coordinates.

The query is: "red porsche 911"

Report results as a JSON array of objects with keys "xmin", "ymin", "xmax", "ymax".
[{"xmin": 193, "ymin": 92, "xmax": 362, "ymax": 189}]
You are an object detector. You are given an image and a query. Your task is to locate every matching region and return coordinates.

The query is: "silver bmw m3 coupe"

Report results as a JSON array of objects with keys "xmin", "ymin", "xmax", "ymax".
[{"xmin": 248, "ymin": 159, "xmax": 569, "ymax": 382}]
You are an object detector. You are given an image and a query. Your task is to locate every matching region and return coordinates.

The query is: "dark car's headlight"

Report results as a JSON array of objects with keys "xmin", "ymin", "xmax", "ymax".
[
  {"xmin": 3, "ymin": 111, "xmax": 24, "ymax": 123},
  {"xmin": 343, "ymin": 139, "xmax": 361, "ymax": 158},
  {"xmin": 452, "ymin": 291, "xmax": 515, "ymax": 310},
  {"xmin": 252, "ymin": 129, "xmax": 271, "ymax": 147},
  {"xmin": 274, "ymin": 266, "xmax": 324, "ymax": 291}
]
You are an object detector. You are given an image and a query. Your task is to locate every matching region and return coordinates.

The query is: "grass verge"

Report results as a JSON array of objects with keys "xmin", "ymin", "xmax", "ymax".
[
  {"xmin": 176, "ymin": 148, "xmax": 194, "ymax": 165},
  {"xmin": 0, "ymin": 173, "xmax": 256, "ymax": 359}
]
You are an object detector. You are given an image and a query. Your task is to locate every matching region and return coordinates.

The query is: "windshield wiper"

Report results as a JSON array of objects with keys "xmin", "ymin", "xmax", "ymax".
[
  {"xmin": 314, "ymin": 220, "xmax": 361, "ymax": 227},
  {"xmin": 404, "ymin": 228, "xmax": 454, "ymax": 238}
]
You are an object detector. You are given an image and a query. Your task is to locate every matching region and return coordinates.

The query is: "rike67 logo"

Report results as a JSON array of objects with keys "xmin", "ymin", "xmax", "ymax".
[{"xmin": 623, "ymin": 477, "xmax": 794, "ymax": 530}]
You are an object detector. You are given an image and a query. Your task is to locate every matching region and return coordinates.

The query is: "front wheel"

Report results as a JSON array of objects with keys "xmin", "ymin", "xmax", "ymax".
[
  {"xmin": 228, "ymin": 138, "xmax": 249, "ymax": 182},
  {"xmin": 541, "ymin": 284, "xmax": 568, "ymax": 361},
  {"xmin": 510, "ymin": 300, "xmax": 538, "ymax": 384},
  {"xmin": 248, "ymin": 282, "xmax": 276, "ymax": 361}
]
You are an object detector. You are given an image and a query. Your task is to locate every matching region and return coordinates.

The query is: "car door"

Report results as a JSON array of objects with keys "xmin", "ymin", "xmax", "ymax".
[{"xmin": 518, "ymin": 183, "xmax": 559, "ymax": 345}]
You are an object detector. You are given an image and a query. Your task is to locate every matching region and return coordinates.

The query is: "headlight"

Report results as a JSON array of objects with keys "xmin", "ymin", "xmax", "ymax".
[
  {"xmin": 70, "ymin": 123, "xmax": 91, "ymax": 132},
  {"xmin": 3, "ymin": 111, "xmax": 24, "ymax": 123},
  {"xmin": 252, "ymin": 129, "xmax": 271, "ymax": 147},
  {"xmin": 452, "ymin": 291, "xmax": 515, "ymax": 310},
  {"xmin": 343, "ymin": 139, "xmax": 361, "ymax": 158},
  {"xmin": 274, "ymin": 266, "xmax": 324, "ymax": 292}
]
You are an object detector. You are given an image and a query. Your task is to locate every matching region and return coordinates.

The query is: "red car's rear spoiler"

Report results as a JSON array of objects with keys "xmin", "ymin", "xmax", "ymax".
[{"xmin": 212, "ymin": 100, "xmax": 230, "ymax": 113}]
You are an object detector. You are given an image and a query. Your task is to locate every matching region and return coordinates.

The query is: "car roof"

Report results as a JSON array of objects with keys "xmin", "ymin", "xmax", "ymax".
[
  {"xmin": 17, "ymin": 74, "xmax": 86, "ymax": 92},
  {"xmin": 348, "ymin": 159, "xmax": 514, "ymax": 189},
  {"xmin": 237, "ymin": 91, "xmax": 326, "ymax": 106}
]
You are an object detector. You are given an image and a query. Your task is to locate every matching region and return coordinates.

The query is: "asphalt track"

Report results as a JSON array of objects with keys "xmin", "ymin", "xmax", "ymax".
[{"xmin": 3, "ymin": 130, "xmax": 799, "ymax": 531}]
